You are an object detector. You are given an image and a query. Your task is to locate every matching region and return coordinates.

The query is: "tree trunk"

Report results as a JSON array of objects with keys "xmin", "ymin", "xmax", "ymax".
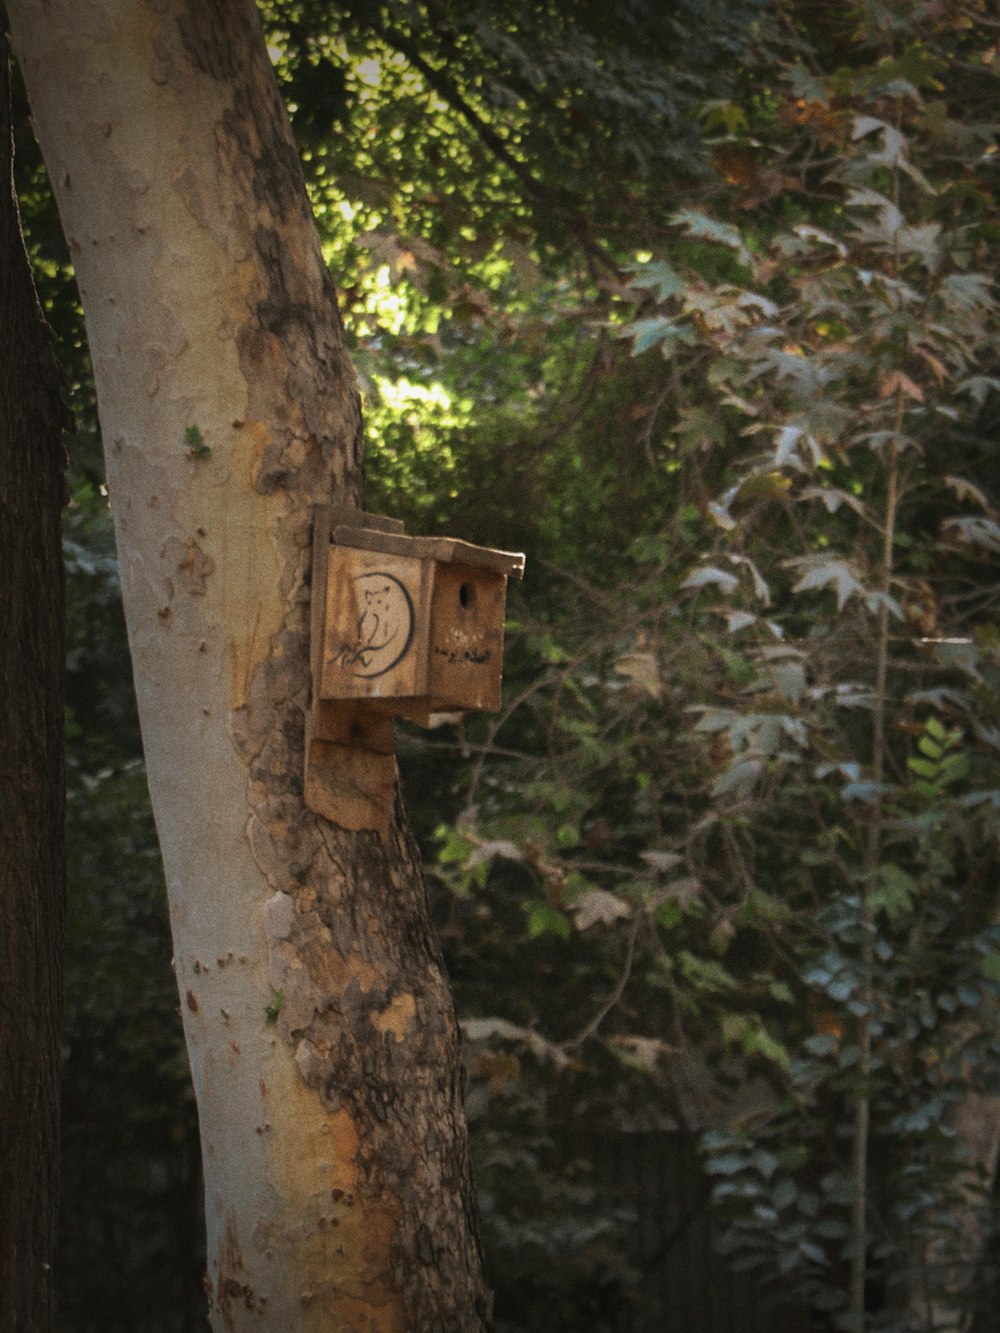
[
  {"xmin": 0, "ymin": 25, "xmax": 68, "ymax": 1332},
  {"xmin": 6, "ymin": 2, "xmax": 489, "ymax": 1328},
  {"xmin": 910, "ymin": 1091, "xmax": 1000, "ymax": 1332}
]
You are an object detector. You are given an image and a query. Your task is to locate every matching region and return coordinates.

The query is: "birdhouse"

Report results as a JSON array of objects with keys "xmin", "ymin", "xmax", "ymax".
[{"xmin": 305, "ymin": 505, "xmax": 525, "ymax": 835}]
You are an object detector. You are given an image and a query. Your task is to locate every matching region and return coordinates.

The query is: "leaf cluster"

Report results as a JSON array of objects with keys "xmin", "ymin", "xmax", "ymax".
[{"xmin": 415, "ymin": 9, "xmax": 1000, "ymax": 1322}]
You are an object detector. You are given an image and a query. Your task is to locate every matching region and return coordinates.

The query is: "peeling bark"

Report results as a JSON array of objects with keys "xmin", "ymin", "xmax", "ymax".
[
  {"xmin": 0, "ymin": 25, "xmax": 67, "ymax": 1331},
  {"xmin": 7, "ymin": 1, "xmax": 488, "ymax": 1327}
]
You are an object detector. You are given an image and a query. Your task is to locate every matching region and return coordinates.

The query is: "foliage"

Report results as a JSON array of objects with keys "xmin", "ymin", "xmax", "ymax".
[
  {"xmin": 60, "ymin": 762, "xmax": 203, "ymax": 1332},
  {"xmin": 60, "ymin": 482, "xmax": 204, "ymax": 1329},
  {"xmin": 268, "ymin": 0, "xmax": 774, "ymax": 255},
  {"xmin": 420, "ymin": 6, "xmax": 1000, "ymax": 1327}
]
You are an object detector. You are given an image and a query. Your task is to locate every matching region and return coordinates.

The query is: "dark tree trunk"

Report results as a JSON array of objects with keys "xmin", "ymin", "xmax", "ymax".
[{"xmin": 0, "ymin": 28, "xmax": 68, "ymax": 1332}]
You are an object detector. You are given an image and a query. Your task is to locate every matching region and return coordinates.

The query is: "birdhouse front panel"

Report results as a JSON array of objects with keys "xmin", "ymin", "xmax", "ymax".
[
  {"xmin": 425, "ymin": 561, "xmax": 507, "ymax": 713},
  {"xmin": 319, "ymin": 545, "xmax": 432, "ymax": 704}
]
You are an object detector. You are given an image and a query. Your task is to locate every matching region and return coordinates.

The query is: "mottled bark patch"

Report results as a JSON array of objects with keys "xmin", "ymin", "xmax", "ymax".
[
  {"xmin": 175, "ymin": 536, "xmax": 216, "ymax": 593},
  {"xmin": 174, "ymin": 1, "xmax": 244, "ymax": 82},
  {"xmin": 214, "ymin": 1211, "xmax": 256, "ymax": 1329}
]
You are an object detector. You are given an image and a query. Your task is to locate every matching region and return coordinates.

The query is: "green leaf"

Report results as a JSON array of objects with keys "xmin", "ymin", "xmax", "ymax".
[
  {"xmin": 787, "ymin": 61, "xmax": 830, "ymax": 104},
  {"xmin": 925, "ymin": 716, "xmax": 949, "ymax": 742},
  {"xmin": 184, "ymin": 423, "xmax": 211, "ymax": 459},
  {"xmin": 941, "ymin": 273, "xmax": 995, "ymax": 314},
  {"xmin": 655, "ymin": 901, "xmax": 682, "ymax": 932},
  {"xmin": 570, "ymin": 888, "xmax": 630, "ymax": 931},
  {"xmin": 872, "ymin": 864, "xmax": 919, "ymax": 925},
  {"xmin": 437, "ymin": 825, "xmax": 473, "ymax": 865},
  {"xmin": 264, "ymin": 989, "xmax": 284, "ymax": 1024},
  {"xmin": 703, "ymin": 101, "xmax": 749, "ymax": 134},
  {"xmin": 528, "ymin": 632, "xmax": 569, "ymax": 665},
  {"xmin": 624, "ymin": 259, "xmax": 685, "ymax": 301},
  {"xmin": 711, "ymin": 759, "xmax": 763, "ymax": 799},
  {"xmin": 772, "ymin": 1178, "xmax": 798, "ymax": 1211},
  {"xmin": 525, "ymin": 900, "xmax": 571, "ymax": 941},
  {"xmin": 741, "ymin": 890, "xmax": 792, "ymax": 925},
  {"xmin": 706, "ymin": 1152, "xmax": 749, "ymax": 1177},
  {"xmin": 938, "ymin": 752, "xmax": 969, "ymax": 786},
  {"xmin": 679, "ymin": 951, "xmax": 737, "ymax": 993},
  {"xmin": 555, "ymin": 822, "xmax": 579, "ymax": 848},
  {"xmin": 674, "ymin": 405, "xmax": 727, "ymax": 455},
  {"xmin": 640, "ymin": 850, "xmax": 685, "ymax": 875},
  {"xmin": 671, "ymin": 208, "xmax": 754, "ymax": 270},
  {"xmin": 742, "ymin": 1024, "xmax": 791, "ymax": 1070},
  {"xmin": 945, "ymin": 516, "xmax": 1000, "ymax": 554},
  {"xmin": 843, "ymin": 781, "xmax": 896, "ymax": 803},
  {"xmin": 791, "ymin": 560, "xmax": 865, "ymax": 612},
  {"xmin": 681, "ymin": 565, "xmax": 739, "ymax": 595},
  {"xmin": 752, "ymin": 1148, "xmax": 780, "ymax": 1180},
  {"xmin": 622, "ymin": 316, "xmax": 693, "ymax": 356},
  {"xmin": 804, "ymin": 1034, "xmax": 837, "ymax": 1056},
  {"xmin": 957, "ymin": 376, "xmax": 1000, "ymax": 406}
]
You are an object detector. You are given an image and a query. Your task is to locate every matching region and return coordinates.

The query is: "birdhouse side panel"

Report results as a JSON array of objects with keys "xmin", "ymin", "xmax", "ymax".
[
  {"xmin": 427, "ymin": 564, "xmax": 507, "ymax": 712},
  {"xmin": 319, "ymin": 547, "xmax": 430, "ymax": 701}
]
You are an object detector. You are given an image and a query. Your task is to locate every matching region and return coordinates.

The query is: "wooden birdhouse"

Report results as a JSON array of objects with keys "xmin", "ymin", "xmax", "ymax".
[{"xmin": 305, "ymin": 505, "xmax": 525, "ymax": 835}]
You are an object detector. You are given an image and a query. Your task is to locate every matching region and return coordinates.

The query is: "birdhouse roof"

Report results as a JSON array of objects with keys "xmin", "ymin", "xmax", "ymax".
[{"xmin": 332, "ymin": 523, "xmax": 525, "ymax": 579}]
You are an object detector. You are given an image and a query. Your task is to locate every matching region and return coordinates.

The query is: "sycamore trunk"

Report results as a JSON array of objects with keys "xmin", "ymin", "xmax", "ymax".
[{"xmin": 7, "ymin": 2, "xmax": 488, "ymax": 1327}]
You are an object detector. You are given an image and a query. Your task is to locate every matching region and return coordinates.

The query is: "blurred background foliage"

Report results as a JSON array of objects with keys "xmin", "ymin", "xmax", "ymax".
[{"xmin": 11, "ymin": 0, "xmax": 1000, "ymax": 1327}]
